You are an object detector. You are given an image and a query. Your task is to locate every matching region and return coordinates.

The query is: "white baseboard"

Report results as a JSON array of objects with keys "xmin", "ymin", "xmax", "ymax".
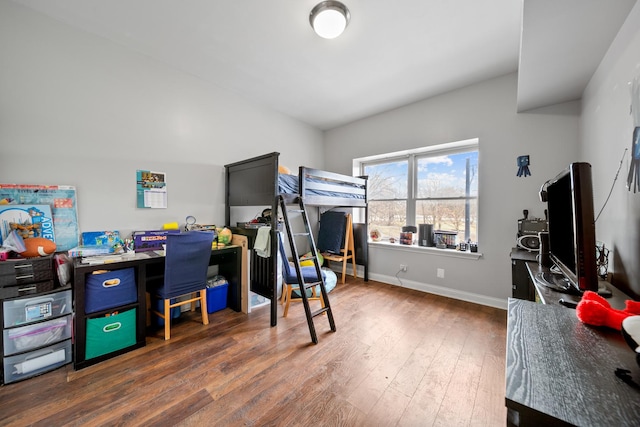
[
  {"xmin": 367, "ymin": 273, "xmax": 508, "ymax": 310},
  {"xmin": 325, "ymin": 263, "xmax": 508, "ymax": 310}
]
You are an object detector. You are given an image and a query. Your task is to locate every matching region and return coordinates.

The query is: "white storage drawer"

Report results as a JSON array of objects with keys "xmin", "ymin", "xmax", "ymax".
[
  {"xmin": 3, "ymin": 290, "xmax": 72, "ymax": 328},
  {"xmin": 3, "ymin": 339, "xmax": 71, "ymax": 384},
  {"xmin": 3, "ymin": 315, "xmax": 72, "ymax": 356}
]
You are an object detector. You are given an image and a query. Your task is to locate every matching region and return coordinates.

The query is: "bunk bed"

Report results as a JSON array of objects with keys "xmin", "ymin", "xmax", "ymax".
[{"xmin": 224, "ymin": 152, "xmax": 368, "ymax": 326}]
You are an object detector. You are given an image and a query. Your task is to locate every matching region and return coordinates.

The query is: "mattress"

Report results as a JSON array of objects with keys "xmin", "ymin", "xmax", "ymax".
[{"xmin": 277, "ymin": 173, "xmax": 365, "ymax": 199}]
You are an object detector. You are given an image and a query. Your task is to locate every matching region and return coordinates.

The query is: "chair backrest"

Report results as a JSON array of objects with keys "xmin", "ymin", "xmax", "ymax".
[
  {"xmin": 278, "ymin": 232, "xmax": 323, "ymax": 284},
  {"xmin": 161, "ymin": 231, "xmax": 214, "ymax": 299},
  {"xmin": 278, "ymin": 232, "xmax": 294, "ymax": 281},
  {"xmin": 317, "ymin": 211, "xmax": 347, "ymax": 254}
]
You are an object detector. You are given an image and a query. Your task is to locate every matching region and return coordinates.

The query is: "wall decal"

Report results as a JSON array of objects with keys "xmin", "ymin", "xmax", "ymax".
[{"xmin": 517, "ymin": 155, "xmax": 531, "ymax": 177}]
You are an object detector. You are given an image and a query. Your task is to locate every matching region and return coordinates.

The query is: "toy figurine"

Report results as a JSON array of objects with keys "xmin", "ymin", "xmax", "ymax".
[
  {"xmin": 517, "ymin": 155, "xmax": 531, "ymax": 177},
  {"xmin": 576, "ymin": 291, "xmax": 640, "ymax": 330}
]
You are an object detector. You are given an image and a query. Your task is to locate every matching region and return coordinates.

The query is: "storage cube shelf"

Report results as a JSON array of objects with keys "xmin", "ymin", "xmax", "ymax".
[
  {"xmin": 85, "ymin": 308, "xmax": 137, "ymax": 360},
  {"xmin": 74, "ymin": 260, "xmax": 148, "ymax": 370},
  {"xmin": 84, "ymin": 268, "xmax": 136, "ymax": 314}
]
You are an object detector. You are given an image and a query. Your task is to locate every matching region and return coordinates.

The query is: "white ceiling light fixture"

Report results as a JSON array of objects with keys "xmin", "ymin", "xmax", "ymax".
[{"xmin": 309, "ymin": 1, "xmax": 351, "ymax": 39}]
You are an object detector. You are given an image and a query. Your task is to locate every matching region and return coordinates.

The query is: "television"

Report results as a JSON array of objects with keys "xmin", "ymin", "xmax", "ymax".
[{"xmin": 545, "ymin": 162, "xmax": 598, "ymax": 292}]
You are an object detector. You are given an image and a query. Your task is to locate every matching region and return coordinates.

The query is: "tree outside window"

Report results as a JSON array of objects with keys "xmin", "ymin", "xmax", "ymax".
[{"xmin": 361, "ymin": 141, "xmax": 478, "ymax": 246}]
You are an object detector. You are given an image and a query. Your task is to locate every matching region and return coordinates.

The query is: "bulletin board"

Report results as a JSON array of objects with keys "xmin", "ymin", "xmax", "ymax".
[{"xmin": 0, "ymin": 184, "xmax": 79, "ymax": 251}]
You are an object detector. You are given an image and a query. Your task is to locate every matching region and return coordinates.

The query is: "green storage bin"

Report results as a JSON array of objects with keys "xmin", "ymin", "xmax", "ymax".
[{"xmin": 85, "ymin": 308, "xmax": 136, "ymax": 360}]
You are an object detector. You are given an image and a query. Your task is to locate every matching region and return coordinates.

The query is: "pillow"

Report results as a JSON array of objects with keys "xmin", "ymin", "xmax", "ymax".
[{"xmin": 278, "ymin": 165, "xmax": 292, "ymax": 175}]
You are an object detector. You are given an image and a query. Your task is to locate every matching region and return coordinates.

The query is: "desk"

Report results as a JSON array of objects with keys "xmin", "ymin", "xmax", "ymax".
[
  {"xmin": 73, "ymin": 246, "xmax": 242, "ymax": 370},
  {"xmin": 510, "ymin": 248, "xmax": 538, "ymax": 301},
  {"xmin": 506, "ymin": 298, "xmax": 640, "ymax": 426},
  {"xmin": 505, "ymin": 263, "xmax": 640, "ymax": 426}
]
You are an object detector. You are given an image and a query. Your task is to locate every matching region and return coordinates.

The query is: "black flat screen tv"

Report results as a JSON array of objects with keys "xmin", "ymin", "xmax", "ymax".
[{"xmin": 545, "ymin": 162, "xmax": 598, "ymax": 292}]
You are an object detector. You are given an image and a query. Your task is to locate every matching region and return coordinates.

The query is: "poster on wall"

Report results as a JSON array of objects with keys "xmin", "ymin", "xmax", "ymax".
[
  {"xmin": 136, "ymin": 170, "xmax": 167, "ymax": 208},
  {"xmin": 628, "ymin": 75, "xmax": 640, "ymax": 192},
  {"xmin": 0, "ymin": 204, "xmax": 56, "ymax": 245},
  {"xmin": 0, "ymin": 184, "xmax": 79, "ymax": 251}
]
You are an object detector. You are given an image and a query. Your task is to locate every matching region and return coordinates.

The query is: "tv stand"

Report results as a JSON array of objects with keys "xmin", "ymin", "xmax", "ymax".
[
  {"xmin": 505, "ymin": 262, "xmax": 640, "ymax": 426},
  {"xmin": 506, "ymin": 298, "xmax": 640, "ymax": 426},
  {"xmin": 535, "ymin": 270, "xmax": 575, "ymax": 293},
  {"xmin": 527, "ymin": 263, "xmax": 613, "ymax": 298}
]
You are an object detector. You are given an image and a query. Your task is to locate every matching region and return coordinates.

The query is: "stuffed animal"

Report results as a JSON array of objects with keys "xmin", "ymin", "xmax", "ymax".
[
  {"xmin": 622, "ymin": 316, "xmax": 640, "ymax": 368},
  {"xmin": 576, "ymin": 291, "xmax": 640, "ymax": 330},
  {"xmin": 19, "ymin": 237, "xmax": 56, "ymax": 258}
]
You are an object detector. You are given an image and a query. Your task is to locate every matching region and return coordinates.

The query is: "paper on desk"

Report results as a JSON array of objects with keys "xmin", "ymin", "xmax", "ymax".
[{"xmin": 81, "ymin": 253, "xmax": 136, "ymax": 265}]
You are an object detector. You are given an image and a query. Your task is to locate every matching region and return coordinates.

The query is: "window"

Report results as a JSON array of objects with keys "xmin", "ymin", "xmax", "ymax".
[{"xmin": 357, "ymin": 139, "xmax": 478, "ymax": 246}]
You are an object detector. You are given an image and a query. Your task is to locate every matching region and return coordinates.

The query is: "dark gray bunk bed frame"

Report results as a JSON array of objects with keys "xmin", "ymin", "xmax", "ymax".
[{"xmin": 224, "ymin": 152, "xmax": 368, "ymax": 327}]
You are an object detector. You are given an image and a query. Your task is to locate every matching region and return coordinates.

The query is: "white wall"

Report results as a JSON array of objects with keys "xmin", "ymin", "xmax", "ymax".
[
  {"xmin": 581, "ymin": 2, "xmax": 640, "ymax": 297},
  {"xmin": 0, "ymin": 1, "xmax": 323, "ymax": 237},
  {"xmin": 324, "ymin": 73, "xmax": 581, "ymax": 306}
]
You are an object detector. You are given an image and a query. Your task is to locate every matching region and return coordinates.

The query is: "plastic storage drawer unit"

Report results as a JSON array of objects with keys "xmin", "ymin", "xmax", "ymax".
[
  {"xmin": 3, "ymin": 290, "xmax": 72, "ymax": 328},
  {"xmin": 85, "ymin": 308, "xmax": 137, "ymax": 360},
  {"xmin": 85, "ymin": 268, "xmax": 136, "ymax": 314},
  {"xmin": 3, "ymin": 339, "xmax": 71, "ymax": 384},
  {"xmin": 4, "ymin": 316, "xmax": 72, "ymax": 356}
]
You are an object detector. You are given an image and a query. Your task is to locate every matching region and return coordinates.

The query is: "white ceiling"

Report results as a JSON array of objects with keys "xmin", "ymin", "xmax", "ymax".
[
  {"xmin": 12, "ymin": 0, "xmax": 638, "ymax": 130},
  {"xmin": 518, "ymin": 0, "xmax": 637, "ymax": 112}
]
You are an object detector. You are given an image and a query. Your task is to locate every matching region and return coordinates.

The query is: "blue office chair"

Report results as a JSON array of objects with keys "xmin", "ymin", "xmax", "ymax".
[
  {"xmin": 149, "ymin": 231, "xmax": 214, "ymax": 340},
  {"xmin": 279, "ymin": 233, "xmax": 326, "ymax": 317}
]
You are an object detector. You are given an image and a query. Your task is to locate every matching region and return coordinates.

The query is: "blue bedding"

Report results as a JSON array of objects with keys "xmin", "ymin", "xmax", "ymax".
[
  {"xmin": 290, "ymin": 268, "xmax": 338, "ymax": 298},
  {"xmin": 277, "ymin": 173, "xmax": 364, "ymax": 199}
]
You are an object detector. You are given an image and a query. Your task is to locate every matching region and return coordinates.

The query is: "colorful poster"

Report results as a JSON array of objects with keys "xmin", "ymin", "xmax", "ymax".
[
  {"xmin": 0, "ymin": 184, "xmax": 79, "ymax": 251},
  {"xmin": 0, "ymin": 204, "xmax": 55, "ymax": 244},
  {"xmin": 136, "ymin": 170, "xmax": 167, "ymax": 209}
]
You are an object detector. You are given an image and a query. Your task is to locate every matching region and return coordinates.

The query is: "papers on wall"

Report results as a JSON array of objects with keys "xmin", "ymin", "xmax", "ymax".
[
  {"xmin": 0, "ymin": 185, "xmax": 79, "ymax": 251},
  {"xmin": 136, "ymin": 170, "xmax": 167, "ymax": 208}
]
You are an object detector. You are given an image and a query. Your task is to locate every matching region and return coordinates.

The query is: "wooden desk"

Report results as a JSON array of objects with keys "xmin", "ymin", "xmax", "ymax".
[
  {"xmin": 73, "ymin": 246, "xmax": 242, "ymax": 370},
  {"xmin": 506, "ymin": 298, "xmax": 640, "ymax": 426}
]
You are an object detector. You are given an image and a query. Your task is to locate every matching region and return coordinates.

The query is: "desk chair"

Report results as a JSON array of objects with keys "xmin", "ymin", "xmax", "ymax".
[
  {"xmin": 279, "ymin": 233, "xmax": 325, "ymax": 318},
  {"xmin": 149, "ymin": 231, "xmax": 214, "ymax": 340},
  {"xmin": 318, "ymin": 212, "xmax": 356, "ymax": 284}
]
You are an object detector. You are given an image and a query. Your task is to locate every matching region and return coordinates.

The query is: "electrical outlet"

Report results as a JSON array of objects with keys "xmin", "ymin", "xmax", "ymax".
[
  {"xmin": 400, "ymin": 264, "xmax": 408, "ymax": 272},
  {"xmin": 437, "ymin": 268, "xmax": 445, "ymax": 278}
]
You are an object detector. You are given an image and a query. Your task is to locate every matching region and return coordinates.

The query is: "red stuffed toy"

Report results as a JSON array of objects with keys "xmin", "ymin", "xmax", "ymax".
[{"xmin": 576, "ymin": 291, "xmax": 640, "ymax": 330}]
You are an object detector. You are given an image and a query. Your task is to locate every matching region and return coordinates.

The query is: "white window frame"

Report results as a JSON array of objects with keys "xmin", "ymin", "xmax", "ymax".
[{"xmin": 353, "ymin": 138, "xmax": 480, "ymax": 255}]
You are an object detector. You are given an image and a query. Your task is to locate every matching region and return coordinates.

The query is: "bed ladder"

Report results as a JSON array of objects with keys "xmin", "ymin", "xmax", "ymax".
[{"xmin": 277, "ymin": 194, "xmax": 336, "ymax": 344}]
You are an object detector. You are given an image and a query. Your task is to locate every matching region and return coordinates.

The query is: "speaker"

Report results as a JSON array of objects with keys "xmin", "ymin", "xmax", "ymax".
[
  {"xmin": 353, "ymin": 223, "xmax": 368, "ymax": 266},
  {"xmin": 418, "ymin": 224, "xmax": 434, "ymax": 247},
  {"xmin": 517, "ymin": 234, "xmax": 540, "ymax": 252},
  {"xmin": 538, "ymin": 231, "xmax": 551, "ymax": 267}
]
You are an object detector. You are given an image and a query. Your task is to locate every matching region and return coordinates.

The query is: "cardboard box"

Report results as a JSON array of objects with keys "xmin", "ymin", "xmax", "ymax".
[{"xmin": 133, "ymin": 230, "xmax": 178, "ymax": 252}]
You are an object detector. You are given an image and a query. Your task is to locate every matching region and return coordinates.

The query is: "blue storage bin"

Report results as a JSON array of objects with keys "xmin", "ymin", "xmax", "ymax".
[
  {"xmin": 85, "ymin": 308, "xmax": 136, "ymax": 360},
  {"xmin": 85, "ymin": 268, "xmax": 136, "ymax": 314},
  {"xmin": 206, "ymin": 282, "xmax": 228, "ymax": 313},
  {"xmin": 150, "ymin": 297, "xmax": 181, "ymax": 326}
]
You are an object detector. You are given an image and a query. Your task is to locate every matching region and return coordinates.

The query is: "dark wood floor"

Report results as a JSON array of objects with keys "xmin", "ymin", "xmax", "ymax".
[{"xmin": 0, "ymin": 278, "xmax": 507, "ymax": 426}]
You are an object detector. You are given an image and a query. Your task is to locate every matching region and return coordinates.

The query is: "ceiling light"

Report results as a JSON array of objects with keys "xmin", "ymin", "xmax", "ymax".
[{"xmin": 309, "ymin": 1, "xmax": 350, "ymax": 39}]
